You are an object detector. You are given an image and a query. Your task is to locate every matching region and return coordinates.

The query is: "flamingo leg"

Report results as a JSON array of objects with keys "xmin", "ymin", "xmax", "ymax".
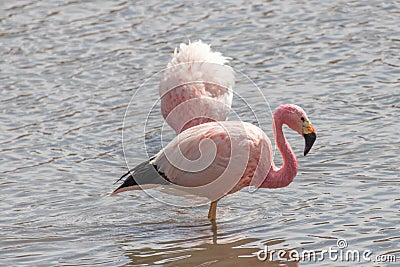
[
  {"xmin": 208, "ymin": 200, "xmax": 218, "ymax": 221},
  {"xmin": 212, "ymin": 220, "xmax": 218, "ymax": 244}
]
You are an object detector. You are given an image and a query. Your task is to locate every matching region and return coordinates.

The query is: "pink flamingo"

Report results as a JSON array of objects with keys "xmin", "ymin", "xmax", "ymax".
[
  {"xmin": 112, "ymin": 104, "xmax": 317, "ymax": 221},
  {"xmin": 159, "ymin": 40, "xmax": 235, "ymax": 134}
]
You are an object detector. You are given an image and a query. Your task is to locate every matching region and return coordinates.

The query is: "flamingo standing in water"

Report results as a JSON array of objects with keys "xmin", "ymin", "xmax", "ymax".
[
  {"xmin": 113, "ymin": 104, "xmax": 317, "ymax": 221},
  {"xmin": 159, "ymin": 41, "xmax": 235, "ymax": 133}
]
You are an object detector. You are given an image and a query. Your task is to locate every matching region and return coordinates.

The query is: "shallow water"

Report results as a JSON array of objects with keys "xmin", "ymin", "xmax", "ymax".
[{"xmin": 1, "ymin": 0, "xmax": 399, "ymax": 266}]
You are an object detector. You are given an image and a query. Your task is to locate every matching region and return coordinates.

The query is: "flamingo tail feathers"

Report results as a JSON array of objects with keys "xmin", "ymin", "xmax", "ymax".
[{"xmin": 112, "ymin": 157, "xmax": 171, "ymax": 195}]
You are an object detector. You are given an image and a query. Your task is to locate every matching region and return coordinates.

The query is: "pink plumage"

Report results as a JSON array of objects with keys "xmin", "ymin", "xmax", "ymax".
[
  {"xmin": 113, "ymin": 104, "xmax": 317, "ymax": 221},
  {"xmin": 159, "ymin": 41, "xmax": 235, "ymax": 133},
  {"xmin": 154, "ymin": 121, "xmax": 272, "ymax": 198}
]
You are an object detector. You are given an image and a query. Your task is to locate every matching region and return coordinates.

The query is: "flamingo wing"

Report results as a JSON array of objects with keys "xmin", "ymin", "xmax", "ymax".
[
  {"xmin": 152, "ymin": 121, "xmax": 273, "ymax": 194},
  {"xmin": 159, "ymin": 41, "xmax": 235, "ymax": 133}
]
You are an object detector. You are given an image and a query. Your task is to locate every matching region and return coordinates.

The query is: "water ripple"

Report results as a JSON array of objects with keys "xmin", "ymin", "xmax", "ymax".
[{"xmin": 1, "ymin": 0, "xmax": 399, "ymax": 266}]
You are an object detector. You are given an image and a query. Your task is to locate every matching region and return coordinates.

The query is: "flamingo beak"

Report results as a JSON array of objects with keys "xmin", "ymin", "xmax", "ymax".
[{"xmin": 303, "ymin": 121, "xmax": 316, "ymax": 156}]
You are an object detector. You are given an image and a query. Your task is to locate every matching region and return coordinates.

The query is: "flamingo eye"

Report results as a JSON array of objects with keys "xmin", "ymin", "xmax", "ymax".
[{"xmin": 301, "ymin": 117, "xmax": 305, "ymax": 122}]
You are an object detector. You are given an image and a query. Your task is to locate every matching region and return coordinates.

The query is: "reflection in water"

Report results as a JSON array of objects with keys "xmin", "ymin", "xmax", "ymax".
[
  {"xmin": 122, "ymin": 236, "xmax": 301, "ymax": 267},
  {"xmin": 1, "ymin": 0, "xmax": 399, "ymax": 266}
]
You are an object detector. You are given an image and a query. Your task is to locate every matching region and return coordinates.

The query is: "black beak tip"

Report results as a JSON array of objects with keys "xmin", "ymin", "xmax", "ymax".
[{"xmin": 304, "ymin": 132, "xmax": 317, "ymax": 156}]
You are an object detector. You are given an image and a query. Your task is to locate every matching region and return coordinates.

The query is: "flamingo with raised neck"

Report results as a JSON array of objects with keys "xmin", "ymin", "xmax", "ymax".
[{"xmin": 112, "ymin": 104, "xmax": 317, "ymax": 222}]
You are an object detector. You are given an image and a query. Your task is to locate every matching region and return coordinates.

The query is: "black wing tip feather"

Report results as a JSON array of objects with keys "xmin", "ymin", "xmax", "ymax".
[
  {"xmin": 113, "ymin": 169, "xmax": 134, "ymax": 185},
  {"xmin": 113, "ymin": 156, "xmax": 157, "ymax": 185}
]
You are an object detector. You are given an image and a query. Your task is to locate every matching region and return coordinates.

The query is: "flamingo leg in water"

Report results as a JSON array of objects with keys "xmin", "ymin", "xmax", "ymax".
[{"xmin": 208, "ymin": 200, "xmax": 218, "ymax": 221}]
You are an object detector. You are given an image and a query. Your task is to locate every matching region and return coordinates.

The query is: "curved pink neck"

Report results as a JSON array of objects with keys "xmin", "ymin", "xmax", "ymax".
[{"xmin": 259, "ymin": 109, "xmax": 298, "ymax": 188}]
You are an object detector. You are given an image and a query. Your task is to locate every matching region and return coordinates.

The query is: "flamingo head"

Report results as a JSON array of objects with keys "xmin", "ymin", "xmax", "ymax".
[{"xmin": 278, "ymin": 104, "xmax": 317, "ymax": 156}]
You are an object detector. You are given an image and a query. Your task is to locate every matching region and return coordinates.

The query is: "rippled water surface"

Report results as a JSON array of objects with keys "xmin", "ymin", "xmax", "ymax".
[{"xmin": 1, "ymin": 0, "xmax": 399, "ymax": 266}]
